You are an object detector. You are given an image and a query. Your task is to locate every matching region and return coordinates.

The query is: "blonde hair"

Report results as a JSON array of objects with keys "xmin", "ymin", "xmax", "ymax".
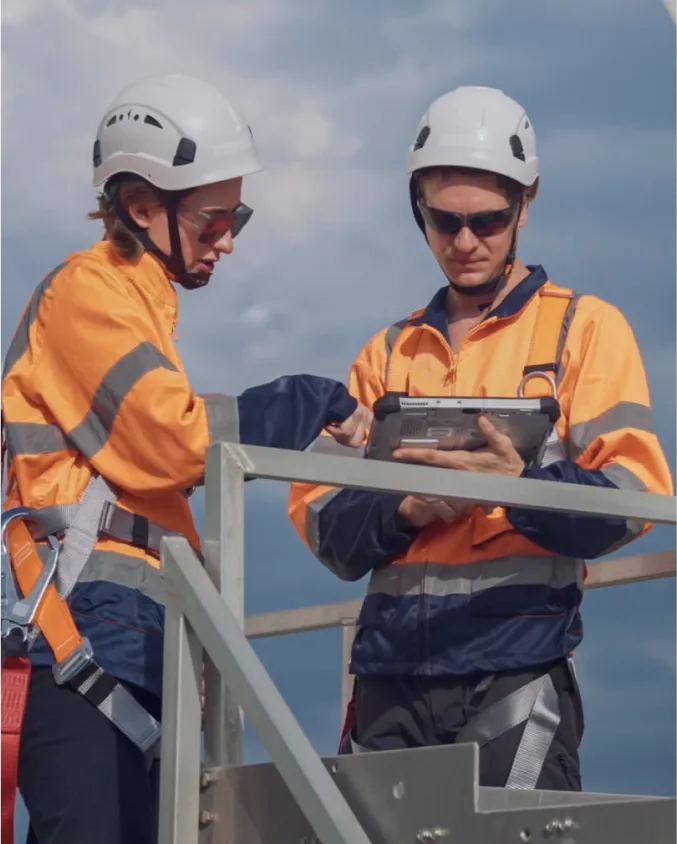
[{"xmin": 88, "ymin": 179, "xmax": 162, "ymax": 259}]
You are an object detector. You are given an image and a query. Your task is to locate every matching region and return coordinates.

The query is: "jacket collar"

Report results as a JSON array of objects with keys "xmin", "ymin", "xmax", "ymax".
[
  {"xmin": 92, "ymin": 240, "xmax": 178, "ymax": 311},
  {"xmin": 413, "ymin": 265, "xmax": 549, "ymax": 337}
]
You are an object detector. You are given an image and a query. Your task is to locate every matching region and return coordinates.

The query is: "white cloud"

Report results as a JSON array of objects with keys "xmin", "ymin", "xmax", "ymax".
[
  {"xmin": 1, "ymin": 0, "xmax": 363, "ymax": 240},
  {"xmin": 1, "ymin": 0, "xmax": 48, "ymax": 26}
]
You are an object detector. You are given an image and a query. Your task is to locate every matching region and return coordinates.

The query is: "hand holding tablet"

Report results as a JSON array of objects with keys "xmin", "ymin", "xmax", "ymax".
[{"xmin": 365, "ymin": 393, "xmax": 560, "ymax": 471}]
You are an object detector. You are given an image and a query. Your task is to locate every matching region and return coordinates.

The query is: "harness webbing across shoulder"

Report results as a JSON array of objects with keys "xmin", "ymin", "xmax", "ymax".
[{"xmin": 383, "ymin": 281, "xmax": 576, "ymax": 396}]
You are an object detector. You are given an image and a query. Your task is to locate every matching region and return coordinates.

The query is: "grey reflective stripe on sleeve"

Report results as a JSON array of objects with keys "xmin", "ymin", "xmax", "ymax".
[
  {"xmin": 568, "ymin": 402, "xmax": 655, "ymax": 461},
  {"xmin": 305, "ymin": 488, "xmax": 342, "ymax": 557},
  {"xmin": 56, "ymin": 474, "xmax": 119, "ymax": 599},
  {"xmin": 599, "ymin": 462, "xmax": 648, "ymax": 552},
  {"xmin": 3, "ymin": 422, "xmax": 70, "ymax": 458},
  {"xmin": 2, "ymin": 263, "xmax": 67, "ymax": 378},
  {"xmin": 601, "ymin": 462, "xmax": 647, "ymax": 492},
  {"xmin": 68, "ymin": 342, "xmax": 178, "ymax": 460},
  {"xmin": 201, "ymin": 393, "xmax": 240, "ymax": 444},
  {"xmin": 456, "ymin": 672, "xmax": 561, "ymax": 790}
]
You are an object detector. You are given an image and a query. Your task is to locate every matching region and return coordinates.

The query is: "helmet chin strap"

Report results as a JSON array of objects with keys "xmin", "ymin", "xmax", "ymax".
[{"xmin": 107, "ymin": 182, "xmax": 211, "ymax": 291}]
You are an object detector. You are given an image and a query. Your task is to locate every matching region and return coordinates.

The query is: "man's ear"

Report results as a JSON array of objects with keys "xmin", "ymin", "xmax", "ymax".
[{"xmin": 518, "ymin": 199, "xmax": 529, "ymax": 229}]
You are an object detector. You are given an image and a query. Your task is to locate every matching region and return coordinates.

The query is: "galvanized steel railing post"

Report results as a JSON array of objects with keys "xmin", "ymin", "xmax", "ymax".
[
  {"xmin": 157, "ymin": 582, "xmax": 204, "ymax": 844},
  {"xmin": 203, "ymin": 442, "xmax": 246, "ymax": 769},
  {"xmin": 162, "ymin": 536, "xmax": 374, "ymax": 844}
]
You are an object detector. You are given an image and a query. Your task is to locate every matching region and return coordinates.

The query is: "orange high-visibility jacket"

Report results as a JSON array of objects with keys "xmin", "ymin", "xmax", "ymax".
[
  {"xmin": 288, "ymin": 266, "xmax": 674, "ymax": 676},
  {"xmin": 2, "ymin": 241, "xmax": 357, "ymax": 694}
]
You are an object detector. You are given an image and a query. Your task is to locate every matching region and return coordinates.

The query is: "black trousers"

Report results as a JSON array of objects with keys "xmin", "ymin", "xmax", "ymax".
[
  {"xmin": 352, "ymin": 658, "xmax": 584, "ymax": 791},
  {"xmin": 18, "ymin": 667, "xmax": 162, "ymax": 844}
]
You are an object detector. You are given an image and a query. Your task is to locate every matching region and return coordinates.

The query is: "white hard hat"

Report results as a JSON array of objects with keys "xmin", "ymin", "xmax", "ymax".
[
  {"xmin": 93, "ymin": 73, "xmax": 262, "ymax": 191},
  {"xmin": 407, "ymin": 86, "xmax": 538, "ymax": 188}
]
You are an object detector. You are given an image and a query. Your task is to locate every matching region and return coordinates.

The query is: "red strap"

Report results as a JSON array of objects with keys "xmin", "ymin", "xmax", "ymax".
[
  {"xmin": 338, "ymin": 693, "xmax": 356, "ymax": 753},
  {"xmin": 1, "ymin": 656, "xmax": 31, "ymax": 844},
  {"xmin": 1, "ymin": 415, "xmax": 7, "ymax": 499}
]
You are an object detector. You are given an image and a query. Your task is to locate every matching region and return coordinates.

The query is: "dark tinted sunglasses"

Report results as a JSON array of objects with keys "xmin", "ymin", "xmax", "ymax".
[
  {"xmin": 192, "ymin": 203, "xmax": 254, "ymax": 245},
  {"xmin": 417, "ymin": 200, "xmax": 518, "ymax": 238}
]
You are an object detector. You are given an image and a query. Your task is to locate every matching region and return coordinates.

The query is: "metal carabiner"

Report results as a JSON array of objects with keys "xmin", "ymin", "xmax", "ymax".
[
  {"xmin": 517, "ymin": 370, "xmax": 558, "ymax": 400},
  {"xmin": 1, "ymin": 507, "xmax": 60, "ymax": 658}
]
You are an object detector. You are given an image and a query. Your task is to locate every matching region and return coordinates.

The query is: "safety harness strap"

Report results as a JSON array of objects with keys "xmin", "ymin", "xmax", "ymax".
[
  {"xmin": 520, "ymin": 282, "xmax": 575, "ymax": 398},
  {"xmin": 455, "ymin": 659, "xmax": 572, "ymax": 789},
  {"xmin": 347, "ymin": 659, "xmax": 570, "ymax": 790},
  {"xmin": 54, "ymin": 474, "xmax": 119, "ymax": 598},
  {"xmin": 384, "ymin": 282, "xmax": 576, "ymax": 396},
  {"xmin": 346, "ymin": 673, "xmax": 561, "ymax": 779},
  {"xmin": 26, "ymin": 500, "xmax": 178, "ymax": 558},
  {"xmin": 64, "ymin": 655, "xmax": 161, "ymax": 754},
  {"xmin": 3, "ymin": 479, "xmax": 162, "ymax": 760}
]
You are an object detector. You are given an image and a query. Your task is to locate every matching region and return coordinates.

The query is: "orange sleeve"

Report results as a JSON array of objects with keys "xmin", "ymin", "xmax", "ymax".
[
  {"xmin": 33, "ymin": 262, "xmax": 217, "ymax": 494},
  {"xmin": 563, "ymin": 298, "xmax": 674, "ymax": 500},
  {"xmin": 506, "ymin": 297, "xmax": 674, "ymax": 557}
]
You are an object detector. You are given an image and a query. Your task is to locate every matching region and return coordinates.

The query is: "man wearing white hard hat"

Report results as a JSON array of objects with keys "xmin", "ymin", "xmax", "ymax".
[
  {"xmin": 1, "ymin": 74, "xmax": 370, "ymax": 844},
  {"xmin": 289, "ymin": 86, "xmax": 671, "ymax": 790}
]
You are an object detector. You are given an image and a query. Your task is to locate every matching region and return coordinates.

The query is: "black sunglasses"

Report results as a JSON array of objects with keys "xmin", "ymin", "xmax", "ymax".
[
  {"xmin": 417, "ymin": 200, "xmax": 518, "ymax": 238},
  {"xmin": 193, "ymin": 202, "xmax": 254, "ymax": 245}
]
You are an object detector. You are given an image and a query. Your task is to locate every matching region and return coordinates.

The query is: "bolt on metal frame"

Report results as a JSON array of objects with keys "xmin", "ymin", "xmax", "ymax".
[{"xmin": 157, "ymin": 442, "xmax": 677, "ymax": 844}]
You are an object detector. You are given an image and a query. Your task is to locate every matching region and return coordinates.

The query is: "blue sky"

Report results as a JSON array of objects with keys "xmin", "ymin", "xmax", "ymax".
[{"xmin": 2, "ymin": 0, "xmax": 675, "ymax": 835}]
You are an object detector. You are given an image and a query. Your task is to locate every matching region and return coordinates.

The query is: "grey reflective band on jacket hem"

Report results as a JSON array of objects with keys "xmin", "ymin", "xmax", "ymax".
[
  {"xmin": 201, "ymin": 393, "xmax": 240, "ymax": 444},
  {"xmin": 568, "ymin": 401, "xmax": 655, "ymax": 460},
  {"xmin": 75, "ymin": 550, "xmax": 166, "ymax": 604},
  {"xmin": 367, "ymin": 555, "xmax": 584, "ymax": 598},
  {"xmin": 38, "ymin": 546, "xmax": 166, "ymax": 605}
]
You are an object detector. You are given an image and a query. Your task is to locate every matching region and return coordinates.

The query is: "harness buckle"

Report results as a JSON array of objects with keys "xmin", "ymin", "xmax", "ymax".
[
  {"xmin": 1, "ymin": 507, "xmax": 60, "ymax": 661},
  {"xmin": 52, "ymin": 638, "xmax": 95, "ymax": 686}
]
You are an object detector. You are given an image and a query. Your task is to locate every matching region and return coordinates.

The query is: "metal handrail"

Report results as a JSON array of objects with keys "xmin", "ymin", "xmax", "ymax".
[{"xmin": 158, "ymin": 442, "xmax": 676, "ymax": 844}]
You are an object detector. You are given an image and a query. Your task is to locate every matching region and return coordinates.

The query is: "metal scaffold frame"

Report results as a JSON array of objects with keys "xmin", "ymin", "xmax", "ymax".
[{"xmin": 157, "ymin": 441, "xmax": 677, "ymax": 844}]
